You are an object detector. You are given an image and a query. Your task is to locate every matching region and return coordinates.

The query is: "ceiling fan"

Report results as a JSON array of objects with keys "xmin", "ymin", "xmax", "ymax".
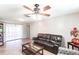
[{"xmin": 23, "ymin": 4, "xmax": 51, "ymax": 17}]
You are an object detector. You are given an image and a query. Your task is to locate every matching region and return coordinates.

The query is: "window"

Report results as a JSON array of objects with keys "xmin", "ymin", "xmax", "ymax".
[{"xmin": 5, "ymin": 24, "xmax": 23, "ymax": 41}]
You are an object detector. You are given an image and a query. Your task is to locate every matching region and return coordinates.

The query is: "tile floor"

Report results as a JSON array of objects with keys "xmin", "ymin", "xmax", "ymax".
[{"xmin": 0, "ymin": 39, "xmax": 54, "ymax": 55}]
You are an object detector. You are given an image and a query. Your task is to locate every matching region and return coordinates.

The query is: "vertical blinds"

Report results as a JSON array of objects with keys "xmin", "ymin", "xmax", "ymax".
[{"xmin": 5, "ymin": 24, "xmax": 23, "ymax": 41}]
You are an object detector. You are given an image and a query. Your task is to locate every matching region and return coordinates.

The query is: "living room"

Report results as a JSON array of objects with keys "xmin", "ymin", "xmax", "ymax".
[{"xmin": 0, "ymin": 0, "xmax": 79, "ymax": 56}]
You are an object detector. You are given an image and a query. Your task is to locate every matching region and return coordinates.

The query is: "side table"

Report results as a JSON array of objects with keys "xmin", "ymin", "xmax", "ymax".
[{"xmin": 67, "ymin": 42, "xmax": 79, "ymax": 51}]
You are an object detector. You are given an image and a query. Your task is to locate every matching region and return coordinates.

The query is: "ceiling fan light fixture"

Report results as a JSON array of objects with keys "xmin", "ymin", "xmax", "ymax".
[{"xmin": 31, "ymin": 14, "xmax": 42, "ymax": 20}]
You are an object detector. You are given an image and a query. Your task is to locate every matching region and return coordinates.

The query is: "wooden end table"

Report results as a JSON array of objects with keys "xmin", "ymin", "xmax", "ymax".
[
  {"xmin": 67, "ymin": 42, "xmax": 79, "ymax": 51},
  {"xmin": 22, "ymin": 43, "xmax": 44, "ymax": 55}
]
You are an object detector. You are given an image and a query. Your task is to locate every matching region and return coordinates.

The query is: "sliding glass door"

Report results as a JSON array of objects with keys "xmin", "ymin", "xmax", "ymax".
[{"xmin": 5, "ymin": 24, "xmax": 23, "ymax": 41}]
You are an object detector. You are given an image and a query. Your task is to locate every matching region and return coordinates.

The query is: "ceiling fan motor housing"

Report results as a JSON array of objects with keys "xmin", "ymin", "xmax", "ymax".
[
  {"xmin": 34, "ymin": 4, "xmax": 40, "ymax": 13},
  {"xmin": 34, "ymin": 4, "xmax": 39, "ymax": 7}
]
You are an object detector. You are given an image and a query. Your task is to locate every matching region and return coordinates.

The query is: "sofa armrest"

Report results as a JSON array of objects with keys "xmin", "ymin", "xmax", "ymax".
[
  {"xmin": 32, "ymin": 37, "xmax": 38, "ymax": 40},
  {"xmin": 51, "ymin": 45, "xmax": 59, "ymax": 54},
  {"xmin": 54, "ymin": 44, "xmax": 59, "ymax": 47}
]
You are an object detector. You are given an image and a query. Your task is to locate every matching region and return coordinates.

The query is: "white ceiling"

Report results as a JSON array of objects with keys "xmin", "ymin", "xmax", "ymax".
[{"xmin": 0, "ymin": 0, "xmax": 79, "ymax": 23}]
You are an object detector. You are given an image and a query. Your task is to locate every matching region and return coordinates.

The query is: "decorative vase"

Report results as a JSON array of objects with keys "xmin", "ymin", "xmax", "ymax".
[{"xmin": 72, "ymin": 38, "xmax": 79, "ymax": 45}]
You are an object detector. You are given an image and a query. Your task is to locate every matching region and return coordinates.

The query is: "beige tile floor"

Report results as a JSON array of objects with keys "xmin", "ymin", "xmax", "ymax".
[{"xmin": 0, "ymin": 39, "xmax": 54, "ymax": 55}]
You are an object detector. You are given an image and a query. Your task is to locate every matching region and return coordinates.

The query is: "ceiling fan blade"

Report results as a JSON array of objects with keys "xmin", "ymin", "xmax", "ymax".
[
  {"xmin": 24, "ymin": 13, "xmax": 34, "ymax": 17},
  {"xmin": 40, "ymin": 13, "xmax": 50, "ymax": 16},
  {"xmin": 24, "ymin": 14, "xmax": 30, "ymax": 17},
  {"xmin": 43, "ymin": 5, "xmax": 51, "ymax": 11},
  {"xmin": 23, "ymin": 5, "xmax": 34, "ymax": 12}
]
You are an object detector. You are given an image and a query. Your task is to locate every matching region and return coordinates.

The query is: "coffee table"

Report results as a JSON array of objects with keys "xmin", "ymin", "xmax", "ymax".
[{"xmin": 22, "ymin": 43, "xmax": 44, "ymax": 55}]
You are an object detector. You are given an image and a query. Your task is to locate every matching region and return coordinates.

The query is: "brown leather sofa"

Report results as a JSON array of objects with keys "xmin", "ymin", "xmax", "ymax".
[{"xmin": 33, "ymin": 33, "xmax": 63, "ymax": 54}]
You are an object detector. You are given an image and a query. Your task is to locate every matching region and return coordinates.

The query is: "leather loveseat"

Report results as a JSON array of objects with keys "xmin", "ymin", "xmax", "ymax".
[{"xmin": 33, "ymin": 33, "xmax": 63, "ymax": 54}]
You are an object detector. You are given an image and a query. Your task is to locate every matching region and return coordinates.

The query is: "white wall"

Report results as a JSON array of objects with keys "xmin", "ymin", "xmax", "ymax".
[
  {"xmin": 30, "ymin": 13, "xmax": 79, "ymax": 47},
  {"xmin": 22, "ymin": 24, "xmax": 30, "ymax": 38}
]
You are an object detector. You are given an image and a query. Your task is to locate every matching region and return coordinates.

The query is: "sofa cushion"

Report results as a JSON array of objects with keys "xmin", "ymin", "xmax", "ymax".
[
  {"xmin": 50, "ymin": 35, "xmax": 56, "ymax": 41},
  {"xmin": 50, "ymin": 35, "xmax": 62, "ymax": 41},
  {"xmin": 44, "ymin": 34, "xmax": 50, "ymax": 39},
  {"xmin": 38, "ymin": 34, "xmax": 50, "ymax": 41},
  {"xmin": 49, "ymin": 40, "xmax": 56, "ymax": 44},
  {"xmin": 45, "ymin": 42, "xmax": 54, "ymax": 47},
  {"xmin": 38, "ymin": 33, "xmax": 44, "ymax": 38},
  {"xmin": 38, "ymin": 38, "xmax": 44, "ymax": 40},
  {"xmin": 41, "ymin": 34, "xmax": 50, "ymax": 41},
  {"xmin": 56, "ymin": 36, "xmax": 62, "ymax": 42},
  {"xmin": 55, "ymin": 42, "xmax": 61, "ymax": 46},
  {"xmin": 34, "ymin": 39, "xmax": 54, "ymax": 47}
]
